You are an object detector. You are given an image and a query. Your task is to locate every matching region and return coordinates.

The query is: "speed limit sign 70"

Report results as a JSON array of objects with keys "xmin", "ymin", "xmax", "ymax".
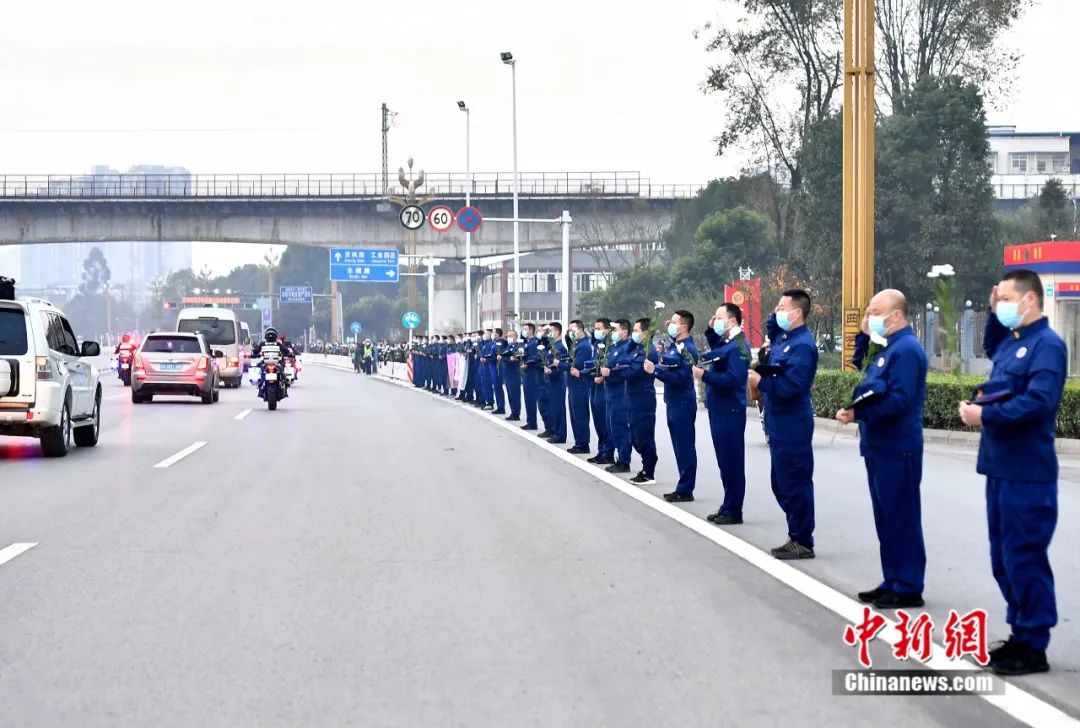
[
  {"xmin": 428, "ymin": 205, "xmax": 455, "ymax": 233},
  {"xmin": 399, "ymin": 205, "xmax": 424, "ymax": 230}
]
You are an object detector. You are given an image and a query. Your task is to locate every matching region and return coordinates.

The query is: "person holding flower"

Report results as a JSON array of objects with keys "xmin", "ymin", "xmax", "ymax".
[
  {"xmin": 622, "ymin": 318, "xmax": 660, "ymax": 484},
  {"xmin": 645, "ymin": 310, "xmax": 699, "ymax": 501},
  {"xmin": 599, "ymin": 319, "xmax": 635, "ymax": 473},
  {"xmin": 834, "ymin": 289, "xmax": 928, "ymax": 610},
  {"xmin": 587, "ymin": 318, "xmax": 616, "ymax": 466}
]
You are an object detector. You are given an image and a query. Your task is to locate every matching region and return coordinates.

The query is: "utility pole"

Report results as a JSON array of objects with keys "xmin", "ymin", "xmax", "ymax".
[
  {"xmin": 389, "ymin": 158, "xmax": 432, "ymax": 315},
  {"xmin": 841, "ymin": 0, "xmax": 876, "ymax": 370},
  {"xmin": 381, "ymin": 103, "xmax": 392, "ymax": 198}
]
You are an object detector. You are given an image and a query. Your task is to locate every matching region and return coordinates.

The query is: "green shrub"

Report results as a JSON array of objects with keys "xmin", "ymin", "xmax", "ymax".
[{"xmin": 812, "ymin": 370, "xmax": 1080, "ymax": 439}]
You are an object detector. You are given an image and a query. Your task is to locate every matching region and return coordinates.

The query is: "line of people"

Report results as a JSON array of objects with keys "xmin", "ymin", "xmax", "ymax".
[{"xmin": 408, "ymin": 271, "xmax": 1065, "ymax": 677}]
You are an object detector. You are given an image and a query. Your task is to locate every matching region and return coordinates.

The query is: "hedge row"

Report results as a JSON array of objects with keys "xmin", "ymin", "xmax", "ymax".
[{"xmin": 812, "ymin": 370, "xmax": 1080, "ymax": 439}]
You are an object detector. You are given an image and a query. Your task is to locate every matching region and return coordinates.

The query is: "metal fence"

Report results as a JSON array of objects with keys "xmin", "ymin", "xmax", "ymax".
[{"xmin": 0, "ymin": 172, "xmax": 703, "ymax": 200}]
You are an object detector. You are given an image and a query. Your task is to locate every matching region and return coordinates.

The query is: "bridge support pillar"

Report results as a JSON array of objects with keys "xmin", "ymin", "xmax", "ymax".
[{"xmin": 431, "ymin": 272, "xmax": 466, "ymax": 334}]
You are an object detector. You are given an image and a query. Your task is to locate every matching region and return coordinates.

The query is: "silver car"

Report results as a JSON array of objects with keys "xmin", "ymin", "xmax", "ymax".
[{"xmin": 132, "ymin": 332, "xmax": 221, "ymax": 404}]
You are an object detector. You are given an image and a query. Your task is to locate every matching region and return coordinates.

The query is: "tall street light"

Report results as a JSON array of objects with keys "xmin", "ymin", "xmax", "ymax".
[
  {"xmin": 501, "ymin": 51, "xmax": 520, "ymax": 327},
  {"xmin": 458, "ymin": 100, "xmax": 472, "ymax": 331}
]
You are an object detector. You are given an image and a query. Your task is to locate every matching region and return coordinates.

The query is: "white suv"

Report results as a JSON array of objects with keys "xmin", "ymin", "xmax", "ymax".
[{"xmin": 0, "ymin": 297, "xmax": 103, "ymax": 457}]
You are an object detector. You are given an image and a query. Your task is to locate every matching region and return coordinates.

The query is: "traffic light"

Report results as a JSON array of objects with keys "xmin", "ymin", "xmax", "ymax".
[{"xmin": 162, "ymin": 301, "xmax": 174, "ymax": 310}]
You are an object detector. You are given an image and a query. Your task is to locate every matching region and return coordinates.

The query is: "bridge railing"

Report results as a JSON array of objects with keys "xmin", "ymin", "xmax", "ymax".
[{"xmin": 0, "ymin": 172, "xmax": 703, "ymax": 199}]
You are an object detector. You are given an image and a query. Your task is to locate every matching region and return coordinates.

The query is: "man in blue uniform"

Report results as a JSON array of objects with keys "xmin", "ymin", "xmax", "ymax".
[
  {"xmin": 543, "ymin": 322, "xmax": 569, "ymax": 444},
  {"xmin": 478, "ymin": 329, "xmax": 493, "ymax": 410},
  {"xmin": 587, "ymin": 318, "xmax": 615, "ymax": 465},
  {"xmin": 501, "ymin": 329, "xmax": 522, "ymax": 421},
  {"xmin": 624, "ymin": 318, "xmax": 660, "ymax": 482},
  {"xmin": 566, "ymin": 320, "xmax": 593, "ymax": 454},
  {"xmin": 491, "ymin": 328, "xmax": 507, "ymax": 415},
  {"xmin": 647, "ymin": 310, "xmax": 699, "ymax": 501},
  {"xmin": 747, "ymin": 289, "xmax": 819, "ymax": 560},
  {"xmin": 537, "ymin": 325, "xmax": 554, "ymax": 437},
  {"xmin": 835, "ymin": 290, "xmax": 928, "ymax": 610},
  {"xmin": 600, "ymin": 320, "xmax": 633, "ymax": 473},
  {"xmin": 695, "ymin": 303, "xmax": 750, "ymax": 524},
  {"xmin": 959, "ymin": 269, "xmax": 1067, "ymax": 676},
  {"xmin": 521, "ymin": 323, "xmax": 543, "ymax": 431},
  {"xmin": 411, "ymin": 338, "xmax": 423, "ymax": 388}
]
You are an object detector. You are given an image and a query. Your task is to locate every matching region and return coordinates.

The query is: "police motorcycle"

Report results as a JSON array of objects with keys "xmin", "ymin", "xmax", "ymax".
[
  {"xmin": 116, "ymin": 334, "xmax": 137, "ymax": 387},
  {"xmin": 253, "ymin": 328, "xmax": 288, "ymax": 411}
]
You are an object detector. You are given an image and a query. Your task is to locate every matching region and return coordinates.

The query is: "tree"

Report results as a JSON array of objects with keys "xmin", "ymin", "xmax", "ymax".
[
  {"xmin": 576, "ymin": 265, "xmax": 672, "ymax": 322},
  {"xmin": 875, "ymin": 75, "xmax": 997, "ymax": 304},
  {"xmin": 78, "ymin": 247, "xmax": 111, "ymax": 297},
  {"xmin": 1036, "ymin": 178, "xmax": 1070, "ymax": 240},
  {"xmin": 876, "ymin": 0, "xmax": 1031, "ymax": 110},
  {"xmin": 663, "ymin": 174, "xmax": 785, "ymax": 260},
  {"xmin": 671, "ymin": 206, "xmax": 774, "ymax": 295}
]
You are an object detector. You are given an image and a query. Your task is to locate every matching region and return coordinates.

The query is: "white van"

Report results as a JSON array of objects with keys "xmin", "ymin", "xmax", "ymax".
[{"xmin": 176, "ymin": 308, "xmax": 244, "ymax": 387}]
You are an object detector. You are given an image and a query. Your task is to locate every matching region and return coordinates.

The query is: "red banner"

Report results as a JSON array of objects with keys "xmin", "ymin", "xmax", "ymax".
[{"xmin": 723, "ymin": 279, "xmax": 763, "ymax": 348}]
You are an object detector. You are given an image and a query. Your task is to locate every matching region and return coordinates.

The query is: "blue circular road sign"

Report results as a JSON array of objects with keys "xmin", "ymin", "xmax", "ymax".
[
  {"xmin": 350, "ymin": 321, "xmax": 362, "ymax": 334},
  {"xmin": 401, "ymin": 311, "xmax": 421, "ymax": 330},
  {"xmin": 456, "ymin": 206, "xmax": 483, "ymax": 233}
]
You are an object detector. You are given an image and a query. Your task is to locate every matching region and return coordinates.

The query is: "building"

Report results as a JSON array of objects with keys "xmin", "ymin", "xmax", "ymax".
[
  {"xmin": 1003, "ymin": 240, "xmax": 1080, "ymax": 377},
  {"xmin": 988, "ymin": 126, "xmax": 1080, "ymax": 207}
]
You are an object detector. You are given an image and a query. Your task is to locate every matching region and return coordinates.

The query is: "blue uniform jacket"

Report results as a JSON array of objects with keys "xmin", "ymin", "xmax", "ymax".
[
  {"xmin": 652, "ymin": 336, "xmax": 699, "ymax": 403},
  {"xmin": 570, "ymin": 338, "xmax": 593, "ymax": 381},
  {"xmin": 702, "ymin": 327, "xmax": 750, "ymax": 409},
  {"xmin": 851, "ymin": 326, "xmax": 927, "ymax": 458},
  {"xmin": 550, "ymin": 341, "xmax": 569, "ymax": 382},
  {"xmin": 977, "ymin": 315, "xmax": 1067, "ymax": 482},
  {"xmin": 624, "ymin": 340, "xmax": 660, "ymax": 405},
  {"xmin": 523, "ymin": 337, "xmax": 543, "ymax": 370},
  {"xmin": 757, "ymin": 325, "xmax": 819, "ymax": 444},
  {"xmin": 604, "ymin": 338, "xmax": 632, "ymax": 393}
]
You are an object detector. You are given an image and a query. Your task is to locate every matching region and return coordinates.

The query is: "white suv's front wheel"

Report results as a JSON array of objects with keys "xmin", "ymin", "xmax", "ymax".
[{"xmin": 41, "ymin": 396, "xmax": 72, "ymax": 458}]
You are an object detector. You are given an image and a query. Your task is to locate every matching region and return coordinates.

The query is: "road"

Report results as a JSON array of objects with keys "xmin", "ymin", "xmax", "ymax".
[{"xmin": 0, "ymin": 361, "xmax": 1076, "ymax": 727}]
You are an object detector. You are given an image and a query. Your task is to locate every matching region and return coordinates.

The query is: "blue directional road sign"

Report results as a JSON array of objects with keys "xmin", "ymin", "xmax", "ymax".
[
  {"xmin": 329, "ymin": 247, "xmax": 399, "ymax": 283},
  {"xmin": 350, "ymin": 321, "xmax": 362, "ymax": 334},
  {"xmin": 279, "ymin": 285, "xmax": 313, "ymax": 304},
  {"xmin": 401, "ymin": 311, "xmax": 421, "ymax": 330}
]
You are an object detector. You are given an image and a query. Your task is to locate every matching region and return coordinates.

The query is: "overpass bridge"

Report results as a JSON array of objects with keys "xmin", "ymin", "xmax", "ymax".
[{"xmin": 0, "ymin": 171, "xmax": 699, "ymax": 332}]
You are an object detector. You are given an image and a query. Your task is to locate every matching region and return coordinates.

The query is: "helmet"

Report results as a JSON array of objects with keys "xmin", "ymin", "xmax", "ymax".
[
  {"xmin": 264, "ymin": 327, "xmax": 278, "ymax": 342},
  {"xmin": 121, "ymin": 334, "xmax": 131, "ymax": 344}
]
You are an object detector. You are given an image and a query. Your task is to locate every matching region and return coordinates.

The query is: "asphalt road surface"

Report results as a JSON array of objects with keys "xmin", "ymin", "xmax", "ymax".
[{"xmin": 1, "ymin": 362, "xmax": 1077, "ymax": 727}]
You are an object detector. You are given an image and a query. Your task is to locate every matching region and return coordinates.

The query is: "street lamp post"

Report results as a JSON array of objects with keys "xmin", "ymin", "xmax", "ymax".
[
  {"xmin": 458, "ymin": 100, "xmax": 472, "ymax": 331},
  {"xmin": 501, "ymin": 51, "xmax": 520, "ymax": 328}
]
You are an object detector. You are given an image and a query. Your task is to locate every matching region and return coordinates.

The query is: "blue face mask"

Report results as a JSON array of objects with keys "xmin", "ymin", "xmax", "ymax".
[
  {"xmin": 713, "ymin": 320, "xmax": 727, "ymax": 336},
  {"xmin": 593, "ymin": 330, "xmax": 604, "ymax": 341},
  {"xmin": 612, "ymin": 331, "xmax": 620, "ymax": 342},
  {"xmin": 776, "ymin": 311, "xmax": 793, "ymax": 331},
  {"xmin": 868, "ymin": 314, "xmax": 889, "ymax": 338},
  {"xmin": 667, "ymin": 323, "xmax": 679, "ymax": 337},
  {"xmin": 996, "ymin": 300, "xmax": 1022, "ymax": 329},
  {"xmin": 631, "ymin": 332, "xmax": 643, "ymax": 344}
]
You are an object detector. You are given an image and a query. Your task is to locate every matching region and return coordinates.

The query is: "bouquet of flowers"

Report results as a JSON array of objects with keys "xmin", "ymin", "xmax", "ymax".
[{"xmin": 641, "ymin": 301, "xmax": 667, "ymax": 349}]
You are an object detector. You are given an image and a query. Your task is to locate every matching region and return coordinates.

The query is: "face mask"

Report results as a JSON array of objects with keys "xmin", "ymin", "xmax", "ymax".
[
  {"xmin": 776, "ymin": 311, "xmax": 794, "ymax": 331},
  {"xmin": 996, "ymin": 300, "xmax": 1023, "ymax": 329},
  {"xmin": 868, "ymin": 314, "xmax": 889, "ymax": 338},
  {"xmin": 667, "ymin": 323, "xmax": 679, "ymax": 338},
  {"xmin": 713, "ymin": 319, "xmax": 728, "ymax": 336},
  {"xmin": 594, "ymin": 330, "xmax": 605, "ymax": 341},
  {"xmin": 631, "ymin": 332, "xmax": 643, "ymax": 344}
]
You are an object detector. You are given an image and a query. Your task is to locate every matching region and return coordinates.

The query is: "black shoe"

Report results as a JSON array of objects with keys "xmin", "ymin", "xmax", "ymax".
[
  {"xmin": 771, "ymin": 540, "xmax": 815, "ymax": 560},
  {"xmin": 549, "ymin": 439, "xmax": 566, "ymax": 444},
  {"xmin": 605, "ymin": 462, "xmax": 631, "ymax": 474},
  {"xmin": 630, "ymin": 472, "xmax": 656, "ymax": 485},
  {"xmin": 988, "ymin": 637, "xmax": 1019, "ymax": 664},
  {"xmin": 538, "ymin": 431, "xmax": 554, "ymax": 439},
  {"xmin": 506, "ymin": 416, "xmax": 521, "ymax": 422},
  {"xmin": 663, "ymin": 491, "xmax": 694, "ymax": 502},
  {"xmin": 521, "ymin": 424, "xmax": 538, "ymax": 431},
  {"xmin": 567, "ymin": 446, "xmax": 590, "ymax": 454},
  {"xmin": 857, "ymin": 587, "xmax": 889, "ymax": 604},
  {"xmin": 707, "ymin": 511, "xmax": 743, "ymax": 525},
  {"xmin": 492, "ymin": 410, "xmax": 506, "ymax": 415},
  {"xmin": 991, "ymin": 642, "xmax": 1050, "ymax": 676},
  {"xmin": 872, "ymin": 591, "xmax": 925, "ymax": 610}
]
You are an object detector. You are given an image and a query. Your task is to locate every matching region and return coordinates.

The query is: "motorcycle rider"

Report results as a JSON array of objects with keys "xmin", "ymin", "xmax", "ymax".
[
  {"xmin": 251, "ymin": 327, "xmax": 288, "ymax": 398},
  {"xmin": 114, "ymin": 333, "xmax": 137, "ymax": 376}
]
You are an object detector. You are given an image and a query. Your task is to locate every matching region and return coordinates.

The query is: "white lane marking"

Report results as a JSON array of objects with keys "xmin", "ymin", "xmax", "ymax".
[
  {"xmin": 153, "ymin": 441, "xmax": 207, "ymax": 469},
  {"xmin": 0, "ymin": 542, "xmax": 37, "ymax": 568},
  {"xmin": 374, "ymin": 373, "xmax": 1080, "ymax": 728},
  {"xmin": 234, "ymin": 409, "xmax": 252, "ymax": 421},
  {"xmin": 105, "ymin": 394, "xmax": 126, "ymax": 401}
]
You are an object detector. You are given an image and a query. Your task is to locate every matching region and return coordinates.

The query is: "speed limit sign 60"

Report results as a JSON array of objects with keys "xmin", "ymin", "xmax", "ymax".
[
  {"xmin": 399, "ymin": 205, "xmax": 424, "ymax": 230},
  {"xmin": 428, "ymin": 205, "xmax": 455, "ymax": 233}
]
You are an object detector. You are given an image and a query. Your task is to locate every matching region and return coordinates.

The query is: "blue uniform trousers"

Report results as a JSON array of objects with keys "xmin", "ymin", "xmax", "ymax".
[
  {"xmin": 523, "ymin": 368, "xmax": 541, "ymax": 427},
  {"xmin": 504, "ymin": 366, "xmax": 522, "ymax": 418},
  {"xmin": 865, "ymin": 454, "xmax": 926, "ymax": 596},
  {"xmin": 606, "ymin": 393, "xmax": 631, "ymax": 464},
  {"xmin": 538, "ymin": 376, "xmax": 551, "ymax": 431},
  {"xmin": 769, "ymin": 441, "xmax": 815, "ymax": 548},
  {"xmin": 568, "ymin": 379, "xmax": 591, "ymax": 449},
  {"xmin": 591, "ymin": 383, "xmax": 612, "ymax": 458},
  {"xmin": 492, "ymin": 362, "xmax": 505, "ymax": 412},
  {"xmin": 666, "ymin": 396, "xmax": 697, "ymax": 493},
  {"xmin": 987, "ymin": 477, "xmax": 1058, "ymax": 650},
  {"xmin": 478, "ymin": 360, "xmax": 492, "ymax": 405},
  {"xmin": 708, "ymin": 403, "xmax": 746, "ymax": 518},
  {"xmin": 413, "ymin": 356, "xmax": 422, "ymax": 387},
  {"xmin": 629, "ymin": 403, "xmax": 658, "ymax": 475},
  {"xmin": 546, "ymin": 377, "xmax": 567, "ymax": 442}
]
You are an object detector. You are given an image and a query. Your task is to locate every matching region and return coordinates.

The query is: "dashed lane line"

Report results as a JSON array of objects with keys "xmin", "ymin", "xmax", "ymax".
[
  {"xmin": 0, "ymin": 542, "xmax": 37, "ymax": 569},
  {"xmin": 153, "ymin": 441, "xmax": 207, "ymax": 469}
]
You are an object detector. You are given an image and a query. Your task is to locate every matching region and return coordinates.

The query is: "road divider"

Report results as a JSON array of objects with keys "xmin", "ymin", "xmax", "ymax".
[{"xmin": 153, "ymin": 441, "xmax": 207, "ymax": 469}]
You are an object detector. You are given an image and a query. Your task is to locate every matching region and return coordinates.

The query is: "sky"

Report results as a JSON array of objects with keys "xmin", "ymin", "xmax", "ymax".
[{"xmin": 1, "ymin": 0, "xmax": 1078, "ymax": 275}]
